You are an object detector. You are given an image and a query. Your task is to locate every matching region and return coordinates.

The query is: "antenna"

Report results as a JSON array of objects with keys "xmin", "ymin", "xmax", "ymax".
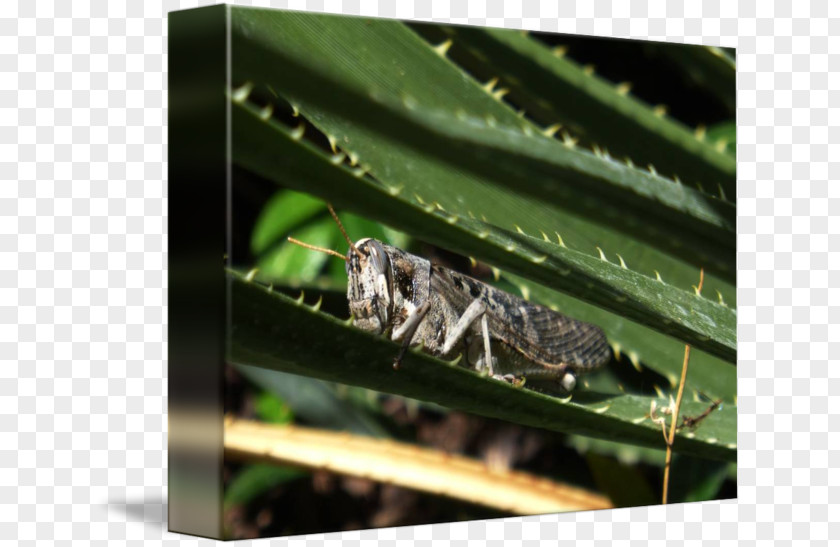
[
  {"xmin": 327, "ymin": 204, "xmax": 364, "ymax": 260},
  {"xmin": 287, "ymin": 237, "xmax": 348, "ymax": 262}
]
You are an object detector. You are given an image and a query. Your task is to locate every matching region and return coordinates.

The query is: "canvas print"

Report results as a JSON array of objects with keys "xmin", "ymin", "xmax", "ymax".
[{"xmin": 170, "ymin": 5, "xmax": 736, "ymax": 540}]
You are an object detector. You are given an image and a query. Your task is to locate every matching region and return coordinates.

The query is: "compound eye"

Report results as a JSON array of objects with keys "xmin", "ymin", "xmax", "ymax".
[{"xmin": 366, "ymin": 241, "xmax": 389, "ymax": 274}]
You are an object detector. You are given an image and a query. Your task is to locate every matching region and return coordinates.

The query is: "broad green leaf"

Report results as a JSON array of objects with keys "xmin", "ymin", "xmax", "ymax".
[
  {"xmin": 224, "ymin": 464, "xmax": 307, "ymax": 509},
  {"xmin": 231, "ymin": 100, "xmax": 736, "ymax": 362},
  {"xmin": 227, "ymin": 270, "xmax": 736, "ymax": 461},
  {"xmin": 254, "ymin": 391, "xmax": 294, "ymax": 424},
  {"xmin": 256, "ymin": 220, "xmax": 334, "ymax": 282},
  {"xmin": 250, "ymin": 190, "xmax": 325, "ymax": 255}
]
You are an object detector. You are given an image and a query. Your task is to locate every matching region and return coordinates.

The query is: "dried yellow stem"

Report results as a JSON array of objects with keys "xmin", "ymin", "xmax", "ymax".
[{"xmin": 224, "ymin": 418, "xmax": 612, "ymax": 515}]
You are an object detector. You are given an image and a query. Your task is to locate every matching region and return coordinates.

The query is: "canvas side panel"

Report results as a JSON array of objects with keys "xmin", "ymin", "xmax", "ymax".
[{"xmin": 168, "ymin": 4, "xmax": 227, "ymax": 540}]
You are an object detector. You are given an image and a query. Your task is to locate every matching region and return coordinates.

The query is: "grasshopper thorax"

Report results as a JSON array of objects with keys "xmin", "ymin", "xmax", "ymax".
[{"xmin": 345, "ymin": 238, "xmax": 393, "ymax": 334}]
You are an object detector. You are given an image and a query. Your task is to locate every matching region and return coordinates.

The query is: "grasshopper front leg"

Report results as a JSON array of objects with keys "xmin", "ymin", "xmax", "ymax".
[{"xmin": 391, "ymin": 301, "xmax": 431, "ymax": 369}]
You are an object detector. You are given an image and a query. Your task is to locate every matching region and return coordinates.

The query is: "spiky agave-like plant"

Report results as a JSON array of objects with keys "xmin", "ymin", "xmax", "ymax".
[{"xmin": 226, "ymin": 8, "xmax": 736, "ymax": 466}]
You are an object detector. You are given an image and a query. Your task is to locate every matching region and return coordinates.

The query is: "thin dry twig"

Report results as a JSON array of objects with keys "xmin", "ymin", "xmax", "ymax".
[
  {"xmin": 662, "ymin": 268, "xmax": 704, "ymax": 504},
  {"xmin": 681, "ymin": 399, "xmax": 722, "ymax": 429}
]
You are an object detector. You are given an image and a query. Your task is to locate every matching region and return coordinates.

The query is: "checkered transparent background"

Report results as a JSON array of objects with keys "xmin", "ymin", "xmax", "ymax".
[{"xmin": 1, "ymin": 0, "xmax": 835, "ymax": 543}]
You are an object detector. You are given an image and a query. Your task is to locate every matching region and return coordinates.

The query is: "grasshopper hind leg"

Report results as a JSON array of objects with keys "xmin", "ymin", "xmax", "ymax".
[
  {"xmin": 466, "ymin": 331, "xmax": 497, "ymax": 376},
  {"xmin": 494, "ymin": 349, "xmax": 579, "ymax": 392},
  {"xmin": 480, "ymin": 314, "xmax": 493, "ymax": 376},
  {"xmin": 441, "ymin": 299, "xmax": 486, "ymax": 355},
  {"xmin": 391, "ymin": 301, "xmax": 431, "ymax": 369}
]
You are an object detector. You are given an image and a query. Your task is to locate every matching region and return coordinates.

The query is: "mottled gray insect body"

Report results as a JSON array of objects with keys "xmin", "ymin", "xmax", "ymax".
[
  {"xmin": 344, "ymin": 238, "xmax": 428, "ymax": 336},
  {"xmin": 343, "ymin": 237, "xmax": 611, "ymax": 391}
]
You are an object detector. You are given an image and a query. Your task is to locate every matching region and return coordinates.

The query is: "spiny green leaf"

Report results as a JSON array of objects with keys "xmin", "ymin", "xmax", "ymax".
[
  {"xmin": 231, "ymin": 102, "xmax": 736, "ymax": 362},
  {"xmin": 229, "ymin": 8, "xmax": 735, "ymax": 281},
  {"xmin": 409, "ymin": 24, "xmax": 736, "ymax": 197},
  {"xmin": 705, "ymin": 121, "xmax": 736, "ymax": 157},
  {"xmin": 228, "ymin": 270, "xmax": 736, "ymax": 461}
]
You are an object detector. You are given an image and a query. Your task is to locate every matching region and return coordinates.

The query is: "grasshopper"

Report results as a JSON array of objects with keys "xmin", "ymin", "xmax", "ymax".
[{"xmin": 289, "ymin": 206, "xmax": 611, "ymax": 391}]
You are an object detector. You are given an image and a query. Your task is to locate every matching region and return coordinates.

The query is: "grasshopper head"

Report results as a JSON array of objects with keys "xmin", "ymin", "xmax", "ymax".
[{"xmin": 346, "ymin": 238, "xmax": 393, "ymax": 334}]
